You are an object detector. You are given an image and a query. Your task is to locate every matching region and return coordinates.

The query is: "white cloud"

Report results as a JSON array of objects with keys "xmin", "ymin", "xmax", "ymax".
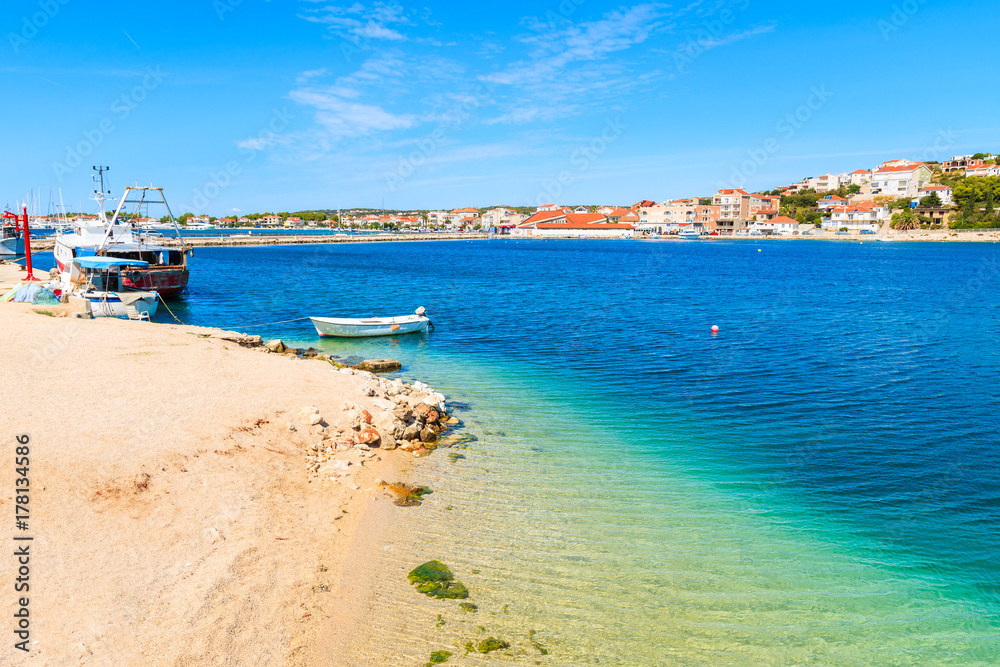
[
  {"xmin": 289, "ymin": 87, "xmax": 415, "ymax": 139},
  {"xmin": 296, "ymin": 67, "xmax": 328, "ymax": 83},
  {"xmin": 695, "ymin": 22, "xmax": 776, "ymax": 50},
  {"xmin": 298, "ymin": 1, "xmax": 412, "ymax": 42},
  {"xmin": 486, "ymin": 4, "xmax": 669, "ymax": 87}
]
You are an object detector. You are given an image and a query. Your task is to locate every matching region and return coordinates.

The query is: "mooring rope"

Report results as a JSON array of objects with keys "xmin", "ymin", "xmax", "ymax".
[{"xmin": 158, "ymin": 297, "xmax": 184, "ymax": 325}]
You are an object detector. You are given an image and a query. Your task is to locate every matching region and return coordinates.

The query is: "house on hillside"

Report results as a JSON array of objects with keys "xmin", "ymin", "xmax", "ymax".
[
  {"xmin": 713, "ymin": 189, "xmax": 770, "ymax": 233},
  {"xmin": 818, "ymin": 195, "xmax": 849, "ymax": 212},
  {"xmin": 966, "ymin": 164, "xmax": 1000, "ymax": 178},
  {"xmin": 823, "ymin": 204, "xmax": 887, "ymax": 232},
  {"xmin": 943, "ymin": 155, "xmax": 993, "ymax": 174},
  {"xmin": 846, "ymin": 169, "xmax": 873, "ymax": 186},
  {"xmin": 871, "ymin": 162, "xmax": 933, "ymax": 198},
  {"xmin": 918, "ymin": 185, "xmax": 954, "ymax": 205}
]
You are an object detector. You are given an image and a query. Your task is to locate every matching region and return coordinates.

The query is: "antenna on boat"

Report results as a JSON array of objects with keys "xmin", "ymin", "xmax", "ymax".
[{"xmin": 92, "ymin": 165, "xmax": 113, "ymax": 223}]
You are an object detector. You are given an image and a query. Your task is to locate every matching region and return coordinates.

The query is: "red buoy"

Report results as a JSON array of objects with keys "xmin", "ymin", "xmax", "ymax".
[{"xmin": 711, "ymin": 325, "xmax": 720, "ymax": 333}]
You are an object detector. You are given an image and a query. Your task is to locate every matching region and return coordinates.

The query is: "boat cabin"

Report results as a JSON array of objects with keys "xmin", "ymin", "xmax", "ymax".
[{"xmin": 69, "ymin": 256, "xmax": 151, "ymax": 293}]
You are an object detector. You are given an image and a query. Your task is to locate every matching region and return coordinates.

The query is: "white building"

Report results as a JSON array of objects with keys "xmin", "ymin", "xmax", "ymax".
[
  {"xmin": 918, "ymin": 185, "xmax": 954, "ymax": 206},
  {"xmin": 804, "ymin": 173, "xmax": 847, "ymax": 193},
  {"xmin": 750, "ymin": 215, "xmax": 798, "ymax": 235},
  {"xmin": 870, "ymin": 162, "xmax": 933, "ymax": 198},
  {"xmin": 823, "ymin": 205, "xmax": 888, "ymax": 232},
  {"xmin": 818, "ymin": 195, "xmax": 849, "ymax": 212},
  {"xmin": 845, "ymin": 169, "xmax": 872, "ymax": 186},
  {"xmin": 966, "ymin": 164, "xmax": 1000, "ymax": 178},
  {"xmin": 637, "ymin": 201, "xmax": 668, "ymax": 231},
  {"xmin": 481, "ymin": 207, "xmax": 514, "ymax": 227}
]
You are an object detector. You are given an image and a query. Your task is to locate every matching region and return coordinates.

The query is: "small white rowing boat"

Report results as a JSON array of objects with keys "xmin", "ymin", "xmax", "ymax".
[{"xmin": 311, "ymin": 307, "xmax": 432, "ymax": 338}]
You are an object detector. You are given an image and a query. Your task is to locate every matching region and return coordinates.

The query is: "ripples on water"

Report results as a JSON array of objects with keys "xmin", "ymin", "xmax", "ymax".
[{"xmin": 106, "ymin": 240, "xmax": 1000, "ymax": 663}]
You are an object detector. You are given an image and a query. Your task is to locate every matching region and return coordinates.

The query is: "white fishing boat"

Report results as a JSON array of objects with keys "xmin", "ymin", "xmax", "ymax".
[
  {"xmin": 54, "ymin": 168, "xmax": 192, "ymax": 298},
  {"xmin": 65, "ymin": 256, "xmax": 159, "ymax": 319},
  {"xmin": 1, "ymin": 210, "xmax": 25, "ymax": 257},
  {"xmin": 311, "ymin": 307, "xmax": 432, "ymax": 338},
  {"xmin": 678, "ymin": 228, "xmax": 701, "ymax": 240}
]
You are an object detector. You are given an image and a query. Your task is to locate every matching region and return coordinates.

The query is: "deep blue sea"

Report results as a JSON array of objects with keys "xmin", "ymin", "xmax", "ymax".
[{"xmin": 37, "ymin": 239, "xmax": 1000, "ymax": 663}]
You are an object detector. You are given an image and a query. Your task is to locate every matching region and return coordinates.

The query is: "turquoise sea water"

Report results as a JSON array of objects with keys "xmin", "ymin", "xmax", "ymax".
[{"xmin": 42, "ymin": 240, "xmax": 1000, "ymax": 663}]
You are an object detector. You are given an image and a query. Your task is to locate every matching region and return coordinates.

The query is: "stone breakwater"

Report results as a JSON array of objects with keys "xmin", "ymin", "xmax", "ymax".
[
  {"xmin": 209, "ymin": 334, "xmax": 463, "ymax": 491},
  {"xmin": 292, "ymin": 371, "xmax": 460, "ymax": 489}
]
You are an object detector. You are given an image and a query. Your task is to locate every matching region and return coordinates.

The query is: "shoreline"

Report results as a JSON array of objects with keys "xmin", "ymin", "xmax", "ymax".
[
  {"xmin": 27, "ymin": 232, "xmax": 490, "ymax": 251},
  {"xmin": 21, "ymin": 229, "xmax": 1000, "ymax": 253},
  {"xmin": 0, "ymin": 297, "xmax": 460, "ymax": 665}
]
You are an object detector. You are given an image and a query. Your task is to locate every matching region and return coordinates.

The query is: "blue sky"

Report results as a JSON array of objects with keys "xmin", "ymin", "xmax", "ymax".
[{"xmin": 2, "ymin": 0, "xmax": 998, "ymax": 215}]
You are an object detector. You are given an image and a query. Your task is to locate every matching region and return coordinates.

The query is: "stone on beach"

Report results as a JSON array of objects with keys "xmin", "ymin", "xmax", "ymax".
[
  {"xmin": 372, "ymin": 398, "xmax": 395, "ymax": 412},
  {"xmin": 356, "ymin": 428, "xmax": 381, "ymax": 446},
  {"xmin": 264, "ymin": 339, "xmax": 286, "ymax": 353},
  {"xmin": 353, "ymin": 359, "xmax": 403, "ymax": 373},
  {"xmin": 379, "ymin": 431, "xmax": 398, "ymax": 450}
]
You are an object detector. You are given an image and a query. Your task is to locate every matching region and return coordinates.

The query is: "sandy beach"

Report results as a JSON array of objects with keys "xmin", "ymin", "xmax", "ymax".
[{"xmin": 0, "ymin": 282, "xmax": 452, "ymax": 665}]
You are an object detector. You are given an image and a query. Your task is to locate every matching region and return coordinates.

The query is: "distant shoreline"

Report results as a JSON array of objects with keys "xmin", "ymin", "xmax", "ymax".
[
  {"xmin": 28, "ymin": 232, "xmax": 491, "ymax": 251},
  {"xmin": 23, "ymin": 228, "xmax": 1000, "ymax": 252}
]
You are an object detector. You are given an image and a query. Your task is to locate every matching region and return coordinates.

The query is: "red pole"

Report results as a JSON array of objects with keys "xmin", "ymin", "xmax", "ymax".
[{"xmin": 22, "ymin": 205, "xmax": 38, "ymax": 282}]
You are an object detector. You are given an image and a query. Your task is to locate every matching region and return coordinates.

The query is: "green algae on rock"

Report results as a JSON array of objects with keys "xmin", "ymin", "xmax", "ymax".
[
  {"xmin": 474, "ymin": 638, "xmax": 510, "ymax": 654},
  {"xmin": 426, "ymin": 649, "xmax": 452, "ymax": 666},
  {"xmin": 459, "ymin": 602, "xmax": 478, "ymax": 613},
  {"xmin": 407, "ymin": 561, "xmax": 470, "ymax": 600}
]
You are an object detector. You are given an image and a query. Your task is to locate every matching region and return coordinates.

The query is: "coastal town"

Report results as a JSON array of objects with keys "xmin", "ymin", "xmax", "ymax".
[{"xmin": 25, "ymin": 153, "xmax": 993, "ymax": 240}]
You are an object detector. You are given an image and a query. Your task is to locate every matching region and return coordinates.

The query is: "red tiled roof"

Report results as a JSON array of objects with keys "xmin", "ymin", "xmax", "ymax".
[
  {"xmin": 769, "ymin": 216, "xmax": 798, "ymax": 224},
  {"xmin": 565, "ymin": 213, "xmax": 608, "ymax": 224},
  {"xmin": 717, "ymin": 188, "xmax": 750, "ymax": 196},
  {"xmin": 875, "ymin": 162, "xmax": 925, "ymax": 174},
  {"xmin": 821, "ymin": 195, "xmax": 847, "ymax": 201},
  {"xmin": 830, "ymin": 205, "xmax": 877, "ymax": 213},
  {"xmin": 535, "ymin": 222, "xmax": 634, "ymax": 230},
  {"xmin": 522, "ymin": 210, "xmax": 567, "ymax": 225},
  {"xmin": 850, "ymin": 169, "xmax": 871, "ymax": 174},
  {"xmin": 920, "ymin": 185, "xmax": 950, "ymax": 190}
]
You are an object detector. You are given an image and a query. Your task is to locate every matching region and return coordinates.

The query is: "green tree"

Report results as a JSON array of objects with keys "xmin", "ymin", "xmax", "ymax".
[
  {"xmin": 847, "ymin": 184, "xmax": 862, "ymax": 195},
  {"xmin": 891, "ymin": 209, "xmax": 921, "ymax": 230},
  {"xmin": 919, "ymin": 192, "xmax": 943, "ymax": 207}
]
